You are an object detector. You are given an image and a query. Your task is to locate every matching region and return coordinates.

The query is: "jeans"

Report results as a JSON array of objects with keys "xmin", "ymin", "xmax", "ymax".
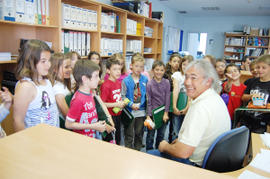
[
  {"xmin": 146, "ymin": 122, "xmax": 167, "ymax": 150},
  {"xmin": 124, "ymin": 116, "xmax": 145, "ymax": 150},
  {"xmin": 147, "ymin": 149, "xmax": 197, "ymax": 166},
  {"xmin": 169, "ymin": 114, "xmax": 185, "ymax": 142},
  {"xmin": 112, "ymin": 115, "xmax": 121, "ymax": 145}
]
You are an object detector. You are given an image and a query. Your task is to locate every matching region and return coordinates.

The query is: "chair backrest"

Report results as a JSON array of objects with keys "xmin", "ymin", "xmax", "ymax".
[{"xmin": 202, "ymin": 126, "xmax": 250, "ymax": 172}]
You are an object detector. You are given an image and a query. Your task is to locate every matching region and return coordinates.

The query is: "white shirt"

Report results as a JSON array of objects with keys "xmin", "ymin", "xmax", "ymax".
[
  {"xmin": 178, "ymin": 88, "xmax": 231, "ymax": 166},
  {"xmin": 172, "ymin": 71, "xmax": 185, "ymax": 93},
  {"xmin": 53, "ymin": 81, "xmax": 71, "ymax": 118}
]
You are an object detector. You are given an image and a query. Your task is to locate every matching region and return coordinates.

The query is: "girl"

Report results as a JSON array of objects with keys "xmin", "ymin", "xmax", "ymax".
[
  {"xmin": 13, "ymin": 39, "xmax": 59, "ymax": 132},
  {"xmin": 49, "ymin": 53, "xmax": 72, "ymax": 128},
  {"xmin": 88, "ymin": 51, "xmax": 103, "ymax": 78},
  {"xmin": 104, "ymin": 53, "xmax": 128, "ymax": 82},
  {"xmin": 244, "ymin": 60, "xmax": 259, "ymax": 86},
  {"xmin": 222, "ymin": 64, "xmax": 246, "ymax": 121},
  {"xmin": 146, "ymin": 60, "xmax": 170, "ymax": 151},
  {"xmin": 66, "ymin": 51, "xmax": 81, "ymax": 91},
  {"xmin": 0, "ymin": 87, "xmax": 12, "ymax": 138},
  {"xmin": 170, "ymin": 55, "xmax": 193, "ymax": 141},
  {"xmin": 164, "ymin": 53, "xmax": 181, "ymax": 143},
  {"xmin": 215, "ymin": 59, "xmax": 227, "ymax": 83},
  {"xmin": 203, "ymin": 54, "xmax": 216, "ymax": 67}
]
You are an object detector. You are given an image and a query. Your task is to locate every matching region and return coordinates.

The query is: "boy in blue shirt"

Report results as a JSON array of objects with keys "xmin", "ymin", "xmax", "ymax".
[{"xmin": 121, "ymin": 53, "xmax": 148, "ymax": 150}]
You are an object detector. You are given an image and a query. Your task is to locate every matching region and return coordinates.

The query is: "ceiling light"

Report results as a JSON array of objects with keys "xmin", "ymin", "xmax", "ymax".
[{"xmin": 201, "ymin": 7, "xmax": 220, "ymax": 11}]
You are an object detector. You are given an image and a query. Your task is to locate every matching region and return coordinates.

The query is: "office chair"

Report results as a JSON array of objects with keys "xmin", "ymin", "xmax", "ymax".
[{"xmin": 202, "ymin": 126, "xmax": 250, "ymax": 172}]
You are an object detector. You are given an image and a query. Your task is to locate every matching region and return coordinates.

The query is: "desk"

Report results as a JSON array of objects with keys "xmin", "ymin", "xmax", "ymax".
[
  {"xmin": 225, "ymin": 133, "xmax": 270, "ymax": 178},
  {"xmin": 0, "ymin": 124, "xmax": 234, "ymax": 179}
]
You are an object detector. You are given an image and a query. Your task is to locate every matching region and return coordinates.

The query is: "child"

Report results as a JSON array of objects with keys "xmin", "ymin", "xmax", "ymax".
[
  {"xmin": 164, "ymin": 53, "xmax": 181, "ymax": 94},
  {"xmin": 170, "ymin": 55, "xmax": 193, "ymax": 141},
  {"xmin": 100, "ymin": 57, "xmax": 126, "ymax": 145},
  {"xmin": 146, "ymin": 61, "xmax": 170, "ymax": 151},
  {"xmin": 13, "ymin": 39, "xmax": 59, "ymax": 132},
  {"xmin": 164, "ymin": 53, "xmax": 181, "ymax": 143},
  {"xmin": 242, "ymin": 55, "xmax": 270, "ymax": 132},
  {"xmin": 104, "ymin": 53, "xmax": 128, "ymax": 82},
  {"xmin": 244, "ymin": 60, "xmax": 259, "ymax": 86},
  {"xmin": 66, "ymin": 51, "xmax": 81, "ymax": 91},
  {"xmin": 242, "ymin": 55, "xmax": 270, "ymax": 105},
  {"xmin": 88, "ymin": 51, "xmax": 103, "ymax": 78},
  {"xmin": 203, "ymin": 54, "xmax": 216, "ymax": 67},
  {"xmin": 65, "ymin": 60, "xmax": 115, "ymax": 138},
  {"xmin": 0, "ymin": 87, "xmax": 12, "ymax": 138},
  {"xmin": 49, "ymin": 53, "xmax": 72, "ymax": 128},
  {"xmin": 215, "ymin": 59, "xmax": 227, "ymax": 83},
  {"xmin": 121, "ymin": 53, "xmax": 148, "ymax": 150},
  {"xmin": 241, "ymin": 56, "xmax": 251, "ymax": 71},
  {"xmin": 222, "ymin": 64, "xmax": 246, "ymax": 121}
]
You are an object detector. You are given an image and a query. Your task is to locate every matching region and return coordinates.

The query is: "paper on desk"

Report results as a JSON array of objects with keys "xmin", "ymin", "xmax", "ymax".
[
  {"xmin": 260, "ymin": 132, "xmax": 270, "ymax": 148},
  {"xmin": 249, "ymin": 149, "xmax": 270, "ymax": 173},
  {"xmin": 238, "ymin": 170, "xmax": 269, "ymax": 179}
]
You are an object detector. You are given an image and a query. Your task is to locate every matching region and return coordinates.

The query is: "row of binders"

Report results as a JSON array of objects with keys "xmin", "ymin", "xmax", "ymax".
[
  {"xmin": 0, "ymin": 0, "xmax": 49, "ymax": 25},
  {"xmin": 100, "ymin": 38, "xmax": 123, "ymax": 56},
  {"xmin": 61, "ymin": 30, "xmax": 91, "ymax": 57},
  {"xmin": 144, "ymin": 26, "xmax": 154, "ymax": 37},
  {"xmin": 101, "ymin": 12, "xmax": 121, "ymax": 33},
  {"xmin": 126, "ymin": 19, "xmax": 142, "ymax": 35},
  {"xmin": 62, "ymin": 3, "xmax": 97, "ymax": 30},
  {"xmin": 247, "ymin": 37, "xmax": 269, "ymax": 47},
  {"xmin": 225, "ymin": 37, "xmax": 246, "ymax": 46},
  {"xmin": 126, "ymin": 40, "xmax": 142, "ymax": 54},
  {"xmin": 245, "ymin": 48, "xmax": 266, "ymax": 57}
]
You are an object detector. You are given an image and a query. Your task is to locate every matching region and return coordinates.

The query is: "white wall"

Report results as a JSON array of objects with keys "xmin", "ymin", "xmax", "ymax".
[{"xmin": 181, "ymin": 16, "xmax": 270, "ymax": 59}]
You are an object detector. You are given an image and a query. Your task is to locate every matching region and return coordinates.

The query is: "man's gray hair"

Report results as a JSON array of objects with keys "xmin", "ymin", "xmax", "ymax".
[{"xmin": 185, "ymin": 60, "xmax": 222, "ymax": 94}]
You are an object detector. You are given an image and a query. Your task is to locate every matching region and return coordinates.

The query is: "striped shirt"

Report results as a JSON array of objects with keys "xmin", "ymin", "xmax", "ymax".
[{"xmin": 17, "ymin": 78, "xmax": 59, "ymax": 128}]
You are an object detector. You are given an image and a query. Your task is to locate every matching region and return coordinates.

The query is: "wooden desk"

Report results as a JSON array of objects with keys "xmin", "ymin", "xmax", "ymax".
[
  {"xmin": 0, "ymin": 124, "xmax": 235, "ymax": 179},
  {"xmin": 225, "ymin": 133, "xmax": 270, "ymax": 178}
]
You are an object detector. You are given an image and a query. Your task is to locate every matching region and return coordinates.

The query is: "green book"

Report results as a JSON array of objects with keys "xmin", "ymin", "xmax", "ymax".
[
  {"xmin": 121, "ymin": 107, "xmax": 134, "ymax": 128},
  {"xmin": 169, "ymin": 91, "xmax": 188, "ymax": 112},
  {"xmin": 152, "ymin": 105, "xmax": 165, "ymax": 129},
  {"xmin": 65, "ymin": 93, "xmax": 74, "ymax": 107}
]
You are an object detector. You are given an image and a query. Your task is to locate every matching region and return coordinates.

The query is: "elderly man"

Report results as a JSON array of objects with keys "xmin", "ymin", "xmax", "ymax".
[{"xmin": 148, "ymin": 60, "xmax": 231, "ymax": 167}]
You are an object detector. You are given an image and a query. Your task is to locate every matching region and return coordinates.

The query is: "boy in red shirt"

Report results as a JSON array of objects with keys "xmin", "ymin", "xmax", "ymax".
[
  {"xmin": 100, "ymin": 57, "xmax": 126, "ymax": 145},
  {"xmin": 223, "ymin": 64, "xmax": 246, "ymax": 121},
  {"xmin": 66, "ymin": 60, "xmax": 114, "ymax": 138}
]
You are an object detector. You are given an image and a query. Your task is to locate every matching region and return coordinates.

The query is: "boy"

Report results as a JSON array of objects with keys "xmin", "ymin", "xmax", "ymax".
[
  {"xmin": 100, "ymin": 57, "xmax": 126, "ymax": 145},
  {"xmin": 66, "ymin": 60, "xmax": 114, "ymax": 138},
  {"xmin": 121, "ymin": 53, "xmax": 148, "ymax": 150},
  {"xmin": 223, "ymin": 63, "xmax": 246, "ymax": 121}
]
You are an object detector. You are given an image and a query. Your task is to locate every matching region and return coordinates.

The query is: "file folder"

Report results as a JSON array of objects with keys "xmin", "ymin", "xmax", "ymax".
[
  {"xmin": 169, "ymin": 91, "xmax": 188, "ymax": 112},
  {"xmin": 152, "ymin": 105, "xmax": 165, "ymax": 129}
]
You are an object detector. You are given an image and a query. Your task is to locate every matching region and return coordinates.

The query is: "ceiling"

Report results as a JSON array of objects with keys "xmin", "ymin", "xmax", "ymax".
[{"xmin": 158, "ymin": 0, "xmax": 270, "ymax": 16}]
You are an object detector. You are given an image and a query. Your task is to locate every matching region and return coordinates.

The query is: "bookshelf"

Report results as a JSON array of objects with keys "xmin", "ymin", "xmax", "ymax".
[
  {"xmin": 224, "ymin": 33, "xmax": 270, "ymax": 63},
  {"xmin": 0, "ymin": 0, "xmax": 163, "ymax": 135}
]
